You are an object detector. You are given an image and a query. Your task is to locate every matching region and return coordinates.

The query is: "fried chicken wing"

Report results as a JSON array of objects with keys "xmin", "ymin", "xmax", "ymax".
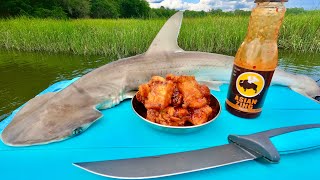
[
  {"xmin": 144, "ymin": 76, "xmax": 174, "ymax": 110},
  {"xmin": 189, "ymin": 105, "xmax": 213, "ymax": 125},
  {"xmin": 177, "ymin": 76, "xmax": 207, "ymax": 109},
  {"xmin": 199, "ymin": 84, "xmax": 211, "ymax": 100},
  {"xmin": 136, "ymin": 84, "xmax": 150, "ymax": 103}
]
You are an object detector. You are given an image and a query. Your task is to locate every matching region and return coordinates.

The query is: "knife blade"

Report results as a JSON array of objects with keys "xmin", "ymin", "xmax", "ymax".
[
  {"xmin": 74, "ymin": 144, "xmax": 258, "ymax": 179},
  {"xmin": 73, "ymin": 124, "xmax": 320, "ymax": 179}
]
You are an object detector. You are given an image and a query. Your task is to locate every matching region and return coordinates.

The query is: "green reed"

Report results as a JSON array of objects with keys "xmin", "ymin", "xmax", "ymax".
[
  {"xmin": 0, "ymin": 18, "xmax": 165, "ymax": 59},
  {"xmin": 0, "ymin": 11, "xmax": 319, "ymax": 59}
]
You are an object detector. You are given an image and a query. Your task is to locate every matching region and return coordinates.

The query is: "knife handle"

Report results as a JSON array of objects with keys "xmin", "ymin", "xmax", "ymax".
[{"xmin": 228, "ymin": 124, "xmax": 320, "ymax": 163}]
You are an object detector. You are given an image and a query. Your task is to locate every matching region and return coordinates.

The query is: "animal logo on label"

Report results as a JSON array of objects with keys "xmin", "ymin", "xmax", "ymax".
[{"xmin": 236, "ymin": 72, "xmax": 265, "ymax": 98}]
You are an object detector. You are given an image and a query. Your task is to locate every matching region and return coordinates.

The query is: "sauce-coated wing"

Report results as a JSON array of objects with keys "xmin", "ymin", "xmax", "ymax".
[
  {"xmin": 177, "ymin": 76, "xmax": 207, "ymax": 109},
  {"xmin": 144, "ymin": 76, "xmax": 174, "ymax": 110}
]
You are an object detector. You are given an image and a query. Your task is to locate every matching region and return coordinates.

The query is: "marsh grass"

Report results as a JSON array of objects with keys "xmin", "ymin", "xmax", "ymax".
[
  {"xmin": 279, "ymin": 11, "xmax": 320, "ymax": 53},
  {"xmin": 179, "ymin": 16, "xmax": 248, "ymax": 55},
  {"xmin": 0, "ymin": 18, "xmax": 165, "ymax": 59},
  {"xmin": 180, "ymin": 11, "xmax": 320, "ymax": 55},
  {"xmin": 0, "ymin": 11, "xmax": 319, "ymax": 58}
]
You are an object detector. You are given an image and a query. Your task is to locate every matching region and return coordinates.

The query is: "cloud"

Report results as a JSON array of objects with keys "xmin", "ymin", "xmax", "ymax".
[
  {"xmin": 148, "ymin": 0, "xmax": 255, "ymax": 12},
  {"xmin": 146, "ymin": 0, "xmax": 164, "ymax": 3},
  {"xmin": 149, "ymin": 0, "xmax": 190, "ymax": 10}
]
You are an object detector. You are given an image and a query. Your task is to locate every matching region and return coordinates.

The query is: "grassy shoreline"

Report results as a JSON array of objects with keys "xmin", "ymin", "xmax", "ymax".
[{"xmin": 0, "ymin": 12, "xmax": 319, "ymax": 58}]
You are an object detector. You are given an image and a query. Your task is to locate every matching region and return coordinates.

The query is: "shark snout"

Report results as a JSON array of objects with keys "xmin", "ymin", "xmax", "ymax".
[
  {"xmin": 1, "ymin": 106, "xmax": 76, "ymax": 146},
  {"xmin": 1, "ymin": 115, "xmax": 60, "ymax": 146},
  {"xmin": 1, "ymin": 100, "xmax": 102, "ymax": 146}
]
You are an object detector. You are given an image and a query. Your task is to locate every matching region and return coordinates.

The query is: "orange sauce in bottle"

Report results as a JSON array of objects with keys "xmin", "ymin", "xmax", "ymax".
[{"xmin": 226, "ymin": 0, "xmax": 287, "ymax": 118}]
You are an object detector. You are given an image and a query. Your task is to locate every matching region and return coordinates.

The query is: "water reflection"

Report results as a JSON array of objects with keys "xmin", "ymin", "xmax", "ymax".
[
  {"xmin": 279, "ymin": 51, "xmax": 320, "ymax": 83},
  {"xmin": 0, "ymin": 50, "xmax": 111, "ymax": 115}
]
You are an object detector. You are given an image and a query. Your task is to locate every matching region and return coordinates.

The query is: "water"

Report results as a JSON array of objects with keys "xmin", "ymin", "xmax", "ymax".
[
  {"xmin": 278, "ymin": 51, "xmax": 320, "ymax": 81},
  {"xmin": 0, "ymin": 50, "xmax": 319, "ymax": 118},
  {"xmin": 0, "ymin": 50, "xmax": 111, "ymax": 117}
]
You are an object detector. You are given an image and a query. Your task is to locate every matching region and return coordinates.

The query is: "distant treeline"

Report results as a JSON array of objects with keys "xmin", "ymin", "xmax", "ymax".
[
  {"xmin": 0, "ymin": 0, "xmax": 153, "ymax": 19},
  {"xmin": 0, "ymin": 0, "xmax": 311, "ymax": 19}
]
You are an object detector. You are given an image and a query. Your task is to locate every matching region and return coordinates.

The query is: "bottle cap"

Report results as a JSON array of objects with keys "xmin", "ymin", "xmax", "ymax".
[{"xmin": 254, "ymin": 0, "xmax": 288, "ymax": 2}]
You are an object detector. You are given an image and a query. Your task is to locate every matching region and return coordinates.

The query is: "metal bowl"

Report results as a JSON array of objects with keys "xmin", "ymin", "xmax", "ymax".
[{"xmin": 131, "ymin": 94, "xmax": 221, "ymax": 134}]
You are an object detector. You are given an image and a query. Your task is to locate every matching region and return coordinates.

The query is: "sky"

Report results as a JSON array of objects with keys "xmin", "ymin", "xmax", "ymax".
[{"xmin": 147, "ymin": 0, "xmax": 320, "ymax": 12}]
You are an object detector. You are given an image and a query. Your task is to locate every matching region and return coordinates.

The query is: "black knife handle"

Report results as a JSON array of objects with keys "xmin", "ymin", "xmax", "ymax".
[{"xmin": 228, "ymin": 124, "xmax": 320, "ymax": 163}]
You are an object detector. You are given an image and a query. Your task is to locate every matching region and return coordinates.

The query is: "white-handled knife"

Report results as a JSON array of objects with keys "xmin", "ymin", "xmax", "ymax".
[{"xmin": 73, "ymin": 124, "xmax": 320, "ymax": 179}]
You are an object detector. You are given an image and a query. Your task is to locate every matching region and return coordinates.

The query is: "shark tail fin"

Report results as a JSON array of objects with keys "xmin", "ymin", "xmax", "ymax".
[{"xmin": 146, "ymin": 11, "xmax": 184, "ymax": 55}]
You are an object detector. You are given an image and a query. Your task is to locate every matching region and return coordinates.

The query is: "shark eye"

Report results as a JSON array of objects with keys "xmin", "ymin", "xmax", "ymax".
[{"xmin": 72, "ymin": 127, "xmax": 83, "ymax": 136}]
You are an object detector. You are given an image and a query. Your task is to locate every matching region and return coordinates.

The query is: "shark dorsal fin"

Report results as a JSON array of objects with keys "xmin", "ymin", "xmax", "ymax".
[{"xmin": 146, "ymin": 11, "xmax": 184, "ymax": 55}]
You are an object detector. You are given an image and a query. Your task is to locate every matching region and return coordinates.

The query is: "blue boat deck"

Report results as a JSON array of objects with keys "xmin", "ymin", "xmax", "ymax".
[{"xmin": 0, "ymin": 79, "xmax": 319, "ymax": 180}]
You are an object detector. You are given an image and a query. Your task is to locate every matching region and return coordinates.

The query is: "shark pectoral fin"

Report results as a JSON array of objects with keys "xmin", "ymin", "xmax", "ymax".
[
  {"xmin": 145, "ymin": 11, "xmax": 184, "ymax": 56},
  {"xmin": 290, "ymin": 87, "xmax": 320, "ymax": 103},
  {"xmin": 124, "ymin": 91, "xmax": 138, "ymax": 99},
  {"xmin": 70, "ymin": 107, "xmax": 103, "ymax": 138},
  {"xmin": 290, "ymin": 87, "xmax": 304, "ymax": 95},
  {"xmin": 198, "ymin": 80, "xmax": 224, "ymax": 91}
]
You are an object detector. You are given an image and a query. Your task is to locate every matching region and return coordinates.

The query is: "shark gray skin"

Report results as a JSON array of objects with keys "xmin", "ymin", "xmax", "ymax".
[{"xmin": 1, "ymin": 12, "xmax": 319, "ymax": 147}]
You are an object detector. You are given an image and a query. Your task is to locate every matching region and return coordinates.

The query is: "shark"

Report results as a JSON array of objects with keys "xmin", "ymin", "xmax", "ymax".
[{"xmin": 1, "ymin": 12, "xmax": 319, "ymax": 147}]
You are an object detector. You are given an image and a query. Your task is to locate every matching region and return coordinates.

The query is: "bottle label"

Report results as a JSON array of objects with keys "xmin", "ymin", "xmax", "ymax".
[{"xmin": 226, "ymin": 65, "xmax": 274, "ymax": 114}]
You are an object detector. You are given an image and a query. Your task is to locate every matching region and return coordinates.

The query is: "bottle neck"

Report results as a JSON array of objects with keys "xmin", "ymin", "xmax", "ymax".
[
  {"xmin": 234, "ymin": 2, "xmax": 287, "ymax": 71},
  {"xmin": 245, "ymin": 2, "xmax": 286, "ymax": 42}
]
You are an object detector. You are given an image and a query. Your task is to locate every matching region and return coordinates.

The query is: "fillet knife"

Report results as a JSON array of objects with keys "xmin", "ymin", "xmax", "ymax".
[{"xmin": 73, "ymin": 124, "xmax": 320, "ymax": 179}]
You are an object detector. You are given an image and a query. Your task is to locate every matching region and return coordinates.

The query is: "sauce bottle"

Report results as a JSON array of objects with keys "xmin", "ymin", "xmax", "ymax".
[{"xmin": 225, "ymin": 0, "xmax": 287, "ymax": 118}]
